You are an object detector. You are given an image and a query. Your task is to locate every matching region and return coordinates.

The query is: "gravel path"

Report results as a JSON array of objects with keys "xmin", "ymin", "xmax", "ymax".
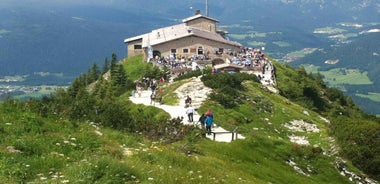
[{"xmin": 129, "ymin": 77, "xmax": 245, "ymax": 142}]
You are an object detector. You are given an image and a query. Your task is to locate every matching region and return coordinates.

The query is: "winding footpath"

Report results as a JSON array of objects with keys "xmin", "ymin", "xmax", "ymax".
[{"xmin": 129, "ymin": 77, "xmax": 245, "ymax": 142}]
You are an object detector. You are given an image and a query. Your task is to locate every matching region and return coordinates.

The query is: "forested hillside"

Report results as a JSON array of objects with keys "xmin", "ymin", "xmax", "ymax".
[
  {"xmin": 293, "ymin": 33, "xmax": 380, "ymax": 114},
  {"xmin": 0, "ymin": 54, "xmax": 378, "ymax": 183}
]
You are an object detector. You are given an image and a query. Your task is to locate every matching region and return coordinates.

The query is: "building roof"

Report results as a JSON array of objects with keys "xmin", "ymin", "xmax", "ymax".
[
  {"xmin": 124, "ymin": 13, "xmax": 242, "ymax": 49},
  {"xmin": 124, "ymin": 23, "xmax": 242, "ymax": 48},
  {"xmin": 182, "ymin": 14, "xmax": 219, "ymax": 23}
]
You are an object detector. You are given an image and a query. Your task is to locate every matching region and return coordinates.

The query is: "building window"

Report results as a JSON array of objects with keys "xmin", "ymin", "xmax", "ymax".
[
  {"xmin": 134, "ymin": 45, "xmax": 142, "ymax": 50},
  {"xmin": 183, "ymin": 48, "xmax": 189, "ymax": 53},
  {"xmin": 171, "ymin": 49, "xmax": 177, "ymax": 53},
  {"xmin": 198, "ymin": 46, "xmax": 203, "ymax": 55}
]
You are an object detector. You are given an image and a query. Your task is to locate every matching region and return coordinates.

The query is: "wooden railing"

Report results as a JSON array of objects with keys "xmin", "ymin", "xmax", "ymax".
[{"xmin": 211, "ymin": 127, "xmax": 239, "ymax": 141}]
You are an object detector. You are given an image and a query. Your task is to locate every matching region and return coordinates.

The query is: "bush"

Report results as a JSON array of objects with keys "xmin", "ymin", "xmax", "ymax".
[
  {"xmin": 201, "ymin": 72, "xmax": 257, "ymax": 108},
  {"xmin": 174, "ymin": 70, "xmax": 203, "ymax": 81}
]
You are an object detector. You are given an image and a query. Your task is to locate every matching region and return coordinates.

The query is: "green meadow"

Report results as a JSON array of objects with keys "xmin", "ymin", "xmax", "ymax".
[
  {"xmin": 303, "ymin": 65, "xmax": 373, "ymax": 87},
  {"xmin": 356, "ymin": 92, "xmax": 380, "ymax": 102}
]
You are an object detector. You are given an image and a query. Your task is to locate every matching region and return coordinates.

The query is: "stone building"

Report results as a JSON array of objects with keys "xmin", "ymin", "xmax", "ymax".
[{"xmin": 124, "ymin": 11, "xmax": 243, "ymax": 60}]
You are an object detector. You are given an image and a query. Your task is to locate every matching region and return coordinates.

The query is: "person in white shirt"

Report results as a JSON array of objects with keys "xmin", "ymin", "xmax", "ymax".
[{"xmin": 185, "ymin": 105, "xmax": 195, "ymax": 122}]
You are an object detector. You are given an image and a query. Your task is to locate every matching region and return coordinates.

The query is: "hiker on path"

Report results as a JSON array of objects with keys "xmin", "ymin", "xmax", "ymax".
[
  {"xmin": 185, "ymin": 95, "xmax": 192, "ymax": 107},
  {"xmin": 150, "ymin": 92, "xmax": 156, "ymax": 105},
  {"xmin": 198, "ymin": 113, "xmax": 206, "ymax": 136},
  {"xmin": 186, "ymin": 105, "xmax": 195, "ymax": 122},
  {"xmin": 206, "ymin": 109, "xmax": 213, "ymax": 119},
  {"xmin": 199, "ymin": 113, "xmax": 206, "ymax": 127},
  {"xmin": 135, "ymin": 84, "xmax": 142, "ymax": 97},
  {"xmin": 205, "ymin": 114, "xmax": 214, "ymax": 135}
]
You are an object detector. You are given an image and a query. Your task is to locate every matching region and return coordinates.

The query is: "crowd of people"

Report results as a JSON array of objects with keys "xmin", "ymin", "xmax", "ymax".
[
  {"xmin": 132, "ymin": 47, "xmax": 276, "ymax": 136},
  {"xmin": 132, "ymin": 77, "xmax": 166, "ymax": 105},
  {"xmin": 147, "ymin": 47, "xmax": 274, "ymax": 76}
]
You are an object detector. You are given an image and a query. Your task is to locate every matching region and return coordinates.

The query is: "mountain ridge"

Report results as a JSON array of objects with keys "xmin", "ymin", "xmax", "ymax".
[{"xmin": 0, "ymin": 54, "xmax": 378, "ymax": 183}]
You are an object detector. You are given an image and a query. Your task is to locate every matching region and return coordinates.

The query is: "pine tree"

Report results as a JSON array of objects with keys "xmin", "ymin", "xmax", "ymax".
[
  {"xmin": 102, "ymin": 57, "xmax": 110, "ymax": 74},
  {"xmin": 88, "ymin": 63, "xmax": 100, "ymax": 82},
  {"xmin": 116, "ymin": 65, "xmax": 127, "ymax": 87}
]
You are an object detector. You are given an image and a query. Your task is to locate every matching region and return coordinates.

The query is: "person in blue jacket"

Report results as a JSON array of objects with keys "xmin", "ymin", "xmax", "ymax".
[{"xmin": 205, "ymin": 115, "xmax": 213, "ymax": 135}]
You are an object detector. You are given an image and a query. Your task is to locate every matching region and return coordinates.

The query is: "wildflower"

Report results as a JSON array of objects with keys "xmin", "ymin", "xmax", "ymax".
[
  {"xmin": 63, "ymin": 140, "xmax": 69, "ymax": 144},
  {"xmin": 56, "ymin": 143, "xmax": 61, "ymax": 146},
  {"xmin": 148, "ymin": 177, "xmax": 154, "ymax": 181},
  {"xmin": 61, "ymin": 180, "xmax": 69, "ymax": 183},
  {"xmin": 40, "ymin": 177, "xmax": 47, "ymax": 180},
  {"xmin": 70, "ymin": 137, "xmax": 76, "ymax": 141}
]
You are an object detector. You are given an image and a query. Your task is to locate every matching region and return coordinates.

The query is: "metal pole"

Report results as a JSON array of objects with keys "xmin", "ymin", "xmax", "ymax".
[{"xmin": 206, "ymin": 0, "xmax": 209, "ymax": 16}]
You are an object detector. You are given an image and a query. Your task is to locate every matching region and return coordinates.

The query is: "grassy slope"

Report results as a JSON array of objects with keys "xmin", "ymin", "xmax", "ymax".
[{"xmin": 0, "ymin": 55, "xmax": 361, "ymax": 183}]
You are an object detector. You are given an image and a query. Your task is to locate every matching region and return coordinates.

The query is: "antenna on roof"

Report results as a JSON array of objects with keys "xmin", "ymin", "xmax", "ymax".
[{"xmin": 206, "ymin": 0, "xmax": 209, "ymax": 17}]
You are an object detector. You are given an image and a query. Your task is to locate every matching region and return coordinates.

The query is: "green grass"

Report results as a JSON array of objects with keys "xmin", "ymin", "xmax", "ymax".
[
  {"xmin": 0, "ymin": 56, "xmax": 371, "ymax": 183},
  {"xmin": 313, "ymin": 27, "xmax": 346, "ymax": 34},
  {"xmin": 303, "ymin": 66, "xmax": 373, "ymax": 86},
  {"xmin": 302, "ymin": 64, "xmax": 320, "ymax": 73},
  {"xmin": 160, "ymin": 79, "xmax": 189, "ymax": 105},
  {"xmin": 0, "ymin": 78, "xmax": 354, "ymax": 183},
  {"xmin": 247, "ymin": 31, "xmax": 267, "ymax": 38},
  {"xmin": 122, "ymin": 54, "xmax": 146, "ymax": 81},
  {"xmin": 247, "ymin": 41, "xmax": 266, "ymax": 47},
  {"xmin": 320, "ymin": 68, "xmax": 373, "ymax": 86},
  {"xmin": 229, "ymin": 34, "xmax": 247, "ymax": 40},
  {"xmin": 229, "ymin": 31, "xmax": 267, "ymax": 40},
  {"xmin": 273, "ymin": 41, "xmax": 291, "ymax": 47},
  {"xmin": 356, "ymin": 92, "xmax": 380, "ymax": 102},
  {"xmin": 287, "ymin": 48, "xmax": 318, "ymax": 57},
  {"xmin": 12, "ymin": 86, "xmax": 62, "ymax": 100}
]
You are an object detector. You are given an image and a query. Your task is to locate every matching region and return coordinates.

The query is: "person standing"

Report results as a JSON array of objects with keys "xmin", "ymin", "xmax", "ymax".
[
  {"xmin": 198, "ymin": 113, "xmax": 206, "ymax": 127},
  {"xmin": 205, "ymin": 114, "xmax": 214, "ymax": 135},
  {"xmin": 185, "ymin": 95, "xmax": 192, "ymax": 107},
  {"xmin": 137, "ymin": 86, "xmax": 142, "ymax": 97},
  {"xmin": 186, "ymin": 105, "xmax": 195, "ymax": 123},
  {"xmin": 206, "ymin": 109, "xmax": 213, "ymax": 119},
  {"xmin": 198, "ymin": 113, "xmax": 206, "ymax": 136}
]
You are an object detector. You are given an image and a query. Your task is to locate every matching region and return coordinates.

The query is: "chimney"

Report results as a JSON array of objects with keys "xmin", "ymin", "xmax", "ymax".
[{"xmin": 195, "ymin": 10, "xmax": 201, "ymax": 15}]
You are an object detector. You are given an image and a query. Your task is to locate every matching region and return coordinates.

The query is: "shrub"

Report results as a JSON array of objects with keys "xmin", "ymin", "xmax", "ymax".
[{"xmin": 174, "ymin": 70, "xmax": 203, "ymax": 81}]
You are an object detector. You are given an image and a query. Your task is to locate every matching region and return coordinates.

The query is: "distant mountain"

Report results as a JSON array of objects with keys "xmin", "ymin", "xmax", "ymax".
[
  {"xmin": 0, "ymin": 2, "xmax": 168, "ymax": 80},
  {"xmin": 1, "ymin": 0, "xmax": 378, "ymax": 77},
  {"xmin": 1, "ymin": 0, "xmax": 380, "ymax": 114}
]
